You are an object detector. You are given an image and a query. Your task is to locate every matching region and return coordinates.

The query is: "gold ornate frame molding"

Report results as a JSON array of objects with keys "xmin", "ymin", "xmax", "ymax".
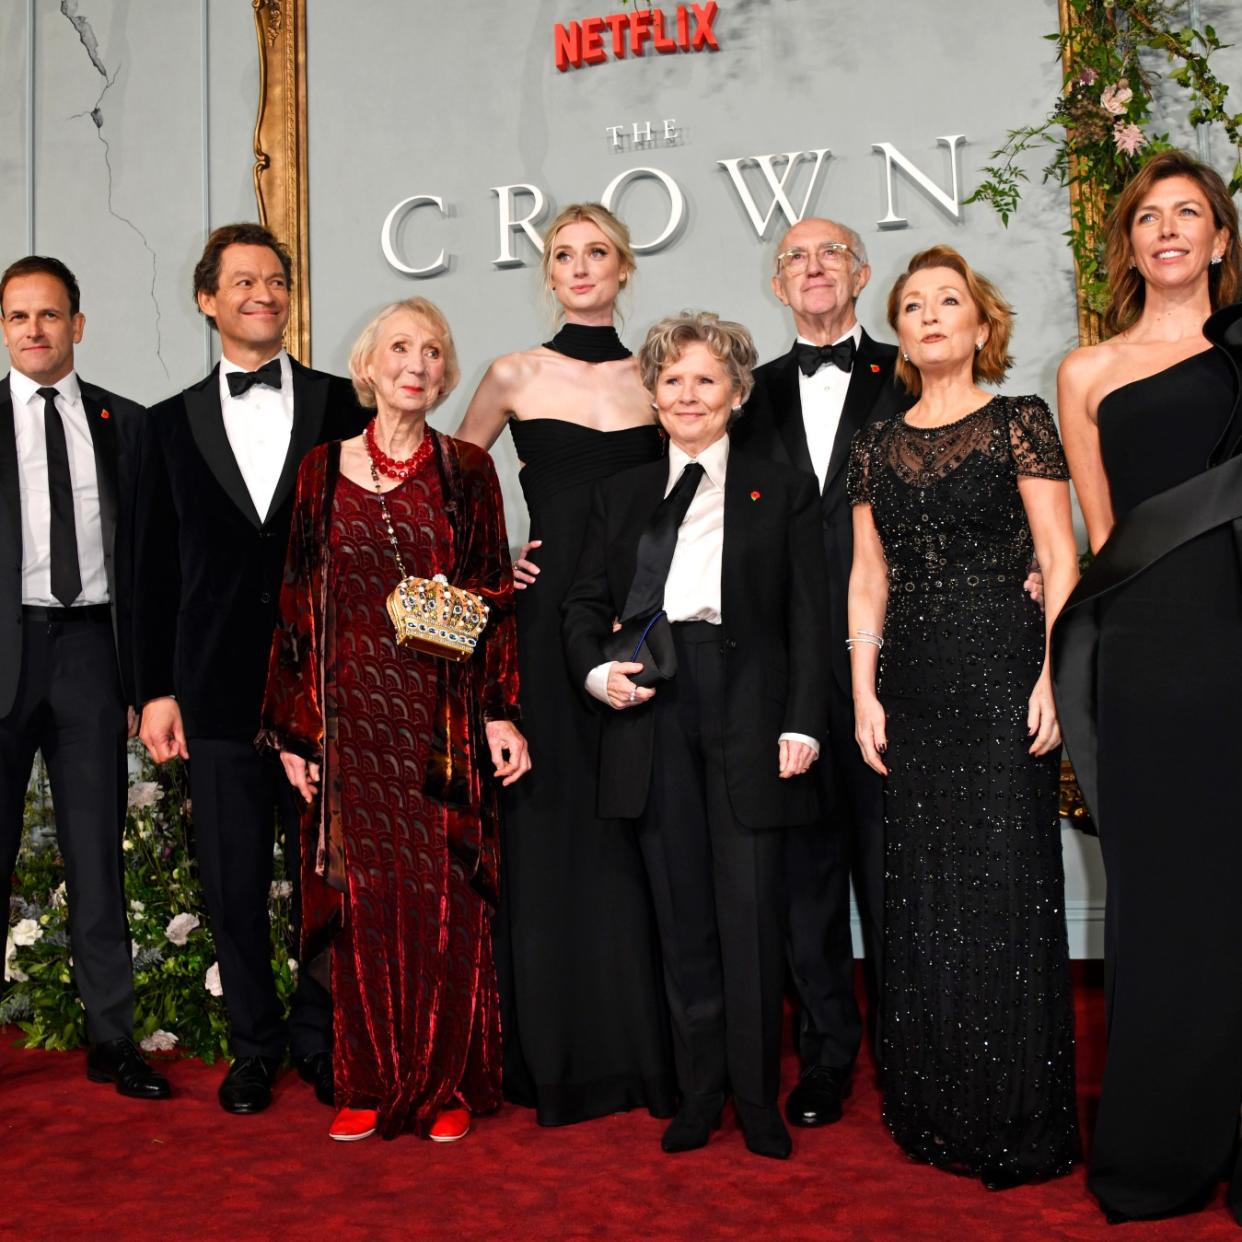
[{"xmin": 252, "ymin": 0, "xmax": 311, "ymax": 362}]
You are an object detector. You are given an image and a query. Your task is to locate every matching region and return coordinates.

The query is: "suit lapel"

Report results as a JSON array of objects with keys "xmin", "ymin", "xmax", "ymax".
[
  {"xmin": 770, "ymin": 349, "xmax": 815, "ymax": 478},
  {"xmin": 0, "ymin": 380, "xmax": 20, "ymax": 577},
  {"xmin": 269, "ymin": 360, "xmax": 329, "ymax": 519},
  {"xmin": 79, "ymin": 382, "xmax": 119, "ymax": 596},
  {"xmin": 822, "ymin": 329, "xmax": 888, "ymax": 497},
  {"xmin": 185, "ymin": 366, "xmax": 263, "ymax": 529}
]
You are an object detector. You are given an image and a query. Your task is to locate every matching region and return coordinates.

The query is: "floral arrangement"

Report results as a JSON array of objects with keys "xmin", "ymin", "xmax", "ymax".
[
  {"xmin": 969, "ymin": 0, "xmax": 1242, "ymax": 329},
  {"xmin": 3, "ymin": 748, "xmax": 297, "ymax": 1063}
]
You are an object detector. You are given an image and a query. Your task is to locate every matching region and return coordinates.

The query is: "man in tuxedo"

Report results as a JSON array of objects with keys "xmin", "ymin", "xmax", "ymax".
[
  {"xmin": 134, "ymin": 223, "xmax": 365, "ymax": 1114},
  {"xmin": 0, "ymin": 255, "xmax": 168, "ymax": 1099},
  {"xmin": 733, "ymin": 217, "xmax": 912, "ymax": 1128}
]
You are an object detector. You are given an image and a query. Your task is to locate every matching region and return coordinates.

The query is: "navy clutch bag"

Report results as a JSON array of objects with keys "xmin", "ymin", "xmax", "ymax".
[{"xmin": 601, "ymin": 611, "xmax": 677, "ymax": 688}]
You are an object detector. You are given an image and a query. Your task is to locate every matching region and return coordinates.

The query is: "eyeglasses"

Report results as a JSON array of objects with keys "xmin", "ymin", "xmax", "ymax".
[{"xmin": 776, "ymin": 242, "xmax": 858, "ymax": 273}]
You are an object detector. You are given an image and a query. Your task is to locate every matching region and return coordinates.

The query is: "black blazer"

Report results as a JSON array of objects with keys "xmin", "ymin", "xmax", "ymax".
[
  {"xmin": 132, "ymin": 358, "xmax": 366, "ymax": 740},
  {"xmin": 562, "ymin": 447, "xmax": 830, "ymax": 829},
  {"xmin": 733, "ymin": 330, "xmax": 913, "ymax": 693},
  {"xmin": 0, "ymin": 374, "xmax": 145, "ymax": 716}
]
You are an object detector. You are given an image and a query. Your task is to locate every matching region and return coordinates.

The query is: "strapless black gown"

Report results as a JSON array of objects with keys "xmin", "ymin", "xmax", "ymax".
[
  {"xmin": 1087, "ymin": 349, "xmax": 1242, "ymax": 1220},
  {"xmin": 495, "ymin": 418, "xmax": 676, "ymax": 1125}
]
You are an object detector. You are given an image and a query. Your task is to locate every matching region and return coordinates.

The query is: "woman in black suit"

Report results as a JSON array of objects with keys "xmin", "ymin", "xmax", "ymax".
[{"xmin": 563, "ymin": 311, "xmax": 830, "ymax": 1160}]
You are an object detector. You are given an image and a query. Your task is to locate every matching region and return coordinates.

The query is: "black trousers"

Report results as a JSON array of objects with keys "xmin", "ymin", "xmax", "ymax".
[
  {"xmin": 0, "ymin": 607, "xmax": 132, "ymax": 1043},
  {"xmin": 783, "ymin": 679, "xmax": 884, "ymax": 1070},
  {"xmin": 186, "ymin": 737, "xmax": 331, "ymax": 1061},
  {"xmin": 635, "ymin": 622, "xmax": 785, "ymax": 1108}
]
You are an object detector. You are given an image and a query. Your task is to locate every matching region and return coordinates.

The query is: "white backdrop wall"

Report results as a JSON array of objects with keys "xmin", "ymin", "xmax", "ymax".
[{"xmin": 4, "ymin": 0, "xmax": 1241, "ymax": 956}]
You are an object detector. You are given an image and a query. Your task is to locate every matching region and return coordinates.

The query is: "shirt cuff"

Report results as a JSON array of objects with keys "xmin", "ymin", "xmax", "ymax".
[
  {"xmin": 585, "ymin": 662, "xmax": 615, "ymax": 704},
  {"xmin": 779, "ymin": 731, "xmax": 820, "ymax": 758}
]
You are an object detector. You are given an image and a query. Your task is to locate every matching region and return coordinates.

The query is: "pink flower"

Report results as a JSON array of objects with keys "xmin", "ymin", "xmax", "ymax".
[
  {"xmin": 1101, "ymin": 81, "xmax": 1133, "ymax": 115},
  {"xmin": 1113, "ymin": 122, "xmax": 1145, "ymax": 156}
]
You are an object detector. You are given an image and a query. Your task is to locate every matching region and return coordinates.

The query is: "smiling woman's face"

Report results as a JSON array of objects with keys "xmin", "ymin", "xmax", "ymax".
[
  {"xmin": 1128, "ymin": 173, "xmax": 1228, "ymax": 292},
  {"xmin": 364, "ymin": 309, "xmax": 447, "ymax": 419},
  {"xmin": 652, "ymin": 340, "xmax": 737, "ymax": 457}
]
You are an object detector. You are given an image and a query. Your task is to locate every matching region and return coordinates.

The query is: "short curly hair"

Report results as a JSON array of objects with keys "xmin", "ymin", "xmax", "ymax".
[
  {"xmin": 347, "ymin": 297, "xmax": 460, "ymax": 411},
  {"xmin": 886, "ymin": 245, "xmax": 1013, "ymax": 397},
  {"xmin": 637, "ymin": 310, "xmax": 758, "ymax": 407}
]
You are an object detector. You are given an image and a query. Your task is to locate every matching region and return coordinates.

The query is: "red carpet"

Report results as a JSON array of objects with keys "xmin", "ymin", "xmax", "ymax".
[{"xmin": 1, "ymin": 968, "xmax": 1235, "ymax": 1241}]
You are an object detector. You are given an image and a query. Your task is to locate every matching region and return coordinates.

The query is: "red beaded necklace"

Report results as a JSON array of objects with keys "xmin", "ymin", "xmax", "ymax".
[{"xmin": 365, "ymin": 418, "xmax": 433, "ymax": 481}]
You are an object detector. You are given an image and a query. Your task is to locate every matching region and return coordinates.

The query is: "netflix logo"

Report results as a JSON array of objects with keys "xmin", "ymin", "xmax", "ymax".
[{"xmin": 554, "ymin": 3, "xmax": 720, "ymax": 72}]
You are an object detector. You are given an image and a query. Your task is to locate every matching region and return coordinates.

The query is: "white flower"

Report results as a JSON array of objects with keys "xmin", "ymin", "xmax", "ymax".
[
  {"xmin": 11, "ymin": 918, "xmax": 43, "ymax": 947},
  {"xmin": 130, "ymin": 900, "xmax": 145, "ymax": 914},
  {"xmin": 50, "ymin": 881, "xmax": 67, "ymax": 909},
  {"xmin": 127, "ymin": 781, "xmax": 164, "ymax": 810},
  {"xmin": 287, "ymin": 957, "xmax": 299, "ymax": 982},
  {"xmin": 1100, "ymin": 81, "xmax": 1133, "ymax": 115},
  {"xmin": 164, "ymin": 912, "xmax": 200, "ymax": 946},
  {"xmin": 4, "ymin": 932, "xmax": 27, "ymax": 983},
  {"xmin": 270, "ymin": 880, "xmax": 293, "ymax": 900},
  {"xmin": 139, "ymin": 1029, "xmax": 178, "ymax": 1053},
  {"xmin": 204, "ymin": 961, "xmax": 223, "ymax": 997},
  {"xmin": 122, "ymin": 837, "xmax": 134, "ymax": 852}
]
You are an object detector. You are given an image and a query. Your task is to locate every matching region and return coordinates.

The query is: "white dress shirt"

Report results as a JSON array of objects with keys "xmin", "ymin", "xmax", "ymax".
[
  {"xmin": 798, "ymin": 322, "xmax": 862, "ymax": 490},
  {"xmin": 219, "ymin": 350, "xmax": 294, "ymax": 522},
  {"xmin": 10, "ymin": 368, "xmax": 109, "ymax": 606},
  {"xmin": 585, "ymin": 434, "xmax": 818, "ymax": 755}
]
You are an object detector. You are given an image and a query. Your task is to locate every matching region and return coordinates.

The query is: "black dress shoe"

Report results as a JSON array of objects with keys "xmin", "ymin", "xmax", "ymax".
[
  {"xmin": 85, "ymin": 1038, "xmax": 172, "ymax": 1100},
  {"xmin": 735, "ymin": 1100, "xmax": 792, "ymax": 1160},
  {"xmin": 295, "ymin": 1050, "xmax": 335, "ymax": 1107},
  {"xmin": 218, "ymin": 1056, "xmax": 281, "ymax": 1114},
  {"xmin": 661, "ymin": 1094, "xmax": 724, "ymax": 1153},
  {"xmin": 784, "ymin": 1064, "xmax": 849, "ymax": 1127}
]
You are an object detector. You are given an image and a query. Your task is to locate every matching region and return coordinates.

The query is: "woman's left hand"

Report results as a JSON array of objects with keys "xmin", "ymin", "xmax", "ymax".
[
  {"xmin": 778, "ymin": 738, "xmax": 818, "ymax": 779},
  {"xmin": 1027, "ymin": 673, "xmax": 1062, "ymax": 756},
  {"xmin": 485, "ymin": 719, "xmax": 532, "ymax": 786}
]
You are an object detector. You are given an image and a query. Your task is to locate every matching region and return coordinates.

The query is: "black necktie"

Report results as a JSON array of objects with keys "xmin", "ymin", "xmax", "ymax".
[
  {"xmin": 39, "ymin": 386, "xmax": 82, "ymax": 607},
  {"xmin": 226, "ymin": 358, "xmax": 282, "ymax": 397},
  {"xmin": 620, "ymin": 462, "xmax": 705, "ymax": 622},
  {"xmin": 795, "ymin": 337, "xmax": 856, "ymax": 377}
]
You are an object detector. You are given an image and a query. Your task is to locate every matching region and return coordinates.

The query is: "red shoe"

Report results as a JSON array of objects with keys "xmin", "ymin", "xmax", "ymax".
[
  {"xmin": 329, "ymin": 1107, "xmax": 378, "ymax": 1141},
  {"xmin": 429, "ymin": 1107, "xmax": 471, "ymax": 1143}
]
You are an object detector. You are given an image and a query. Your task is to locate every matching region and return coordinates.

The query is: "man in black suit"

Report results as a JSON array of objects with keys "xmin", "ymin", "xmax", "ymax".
[
  {"xmin": 733, "ymin": 217, "xmax": 913, "ymax": 1128},
  {"xmin": 134, "ymin": 223, "xmax": 365, "ymax": 1114},
  {"xmin": 564, "ymin": 314, "xmax": 830, "ymax": 1159},
  {"xmin": 0, "ymin": 255, "xmax": 168, "ymax": 1099}
]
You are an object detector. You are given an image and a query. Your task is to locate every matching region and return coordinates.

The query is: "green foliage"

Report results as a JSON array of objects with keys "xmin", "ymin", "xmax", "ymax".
[
  {"xmin": 4, "ymin": 748, "xmax": 297, "ymax": 1062},
  {"xmin": 967, "ymin": 0, "xmax": 1242, "ymax": 315}
]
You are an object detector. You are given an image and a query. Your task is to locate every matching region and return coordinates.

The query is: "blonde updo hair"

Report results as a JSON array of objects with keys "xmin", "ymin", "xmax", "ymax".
[
  {"xmin": 540, "ymin": 202, "xmax": 636, "ymax": 321},
  {"xmin": 638, "ymin": 310, "xmax": 758, "ymax": 407},
  {"xmin": 886, "ymin": 245, "xmax": 1013, "ymax": 397},
  {"xmin": 347, "ymin": 297, "xmax": 460, "ymax": 410}
]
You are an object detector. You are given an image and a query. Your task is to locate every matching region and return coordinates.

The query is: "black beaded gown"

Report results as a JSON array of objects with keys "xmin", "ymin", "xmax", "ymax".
[
  {"xmin": 847, "ymin": 395, "xmax": 1079, "ymax": 1181},
  {"xmin": 495, "ymin": 414, "xmax": 678, "ymax": 1126},
  {"xmin": 1086, "ymin": 349, "xmax": 1242, "ymax": 1221}
]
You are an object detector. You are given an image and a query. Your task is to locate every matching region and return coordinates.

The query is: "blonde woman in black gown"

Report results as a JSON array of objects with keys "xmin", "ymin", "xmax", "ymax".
[
  {"xmin": 455, "ymin": 203, "xmax": 675, "ymax": 1126},
  {"xmin": 1054, "ymin": 150, "xmax": 1242, "ymax": 1227},
  {"xmin": 848, "ymin": 245, "xmax": 1080, "ymax": 1189}
]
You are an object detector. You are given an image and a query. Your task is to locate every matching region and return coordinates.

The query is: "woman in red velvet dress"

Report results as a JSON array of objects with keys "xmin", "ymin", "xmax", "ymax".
[{"xmin": 260, "ymin": 297, "xmax": 530, "ymax": 1143}]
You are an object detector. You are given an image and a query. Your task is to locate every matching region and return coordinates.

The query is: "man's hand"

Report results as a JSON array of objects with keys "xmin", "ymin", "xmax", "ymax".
[
  {"xmin": 485, "ymin": 720, "xmax": 532, "ymax": 786},
  {"xmin": 513, "ymin": 540, "xmax": 542, "ymax": 589},
  {"xmin": 280, "ymin": 751, "xmax": 320, "ymax": 804},
  {"xmin": 778, "ymin": 738, "xmax": 817, "ymax": 779},
  {"xmin": 139, "ymin": 697, "xmax": 189, "ymax": 763}
]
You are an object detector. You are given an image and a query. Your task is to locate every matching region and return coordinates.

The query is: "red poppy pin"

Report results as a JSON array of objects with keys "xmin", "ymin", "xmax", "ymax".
[
  {"xmin": 870, "ymin": 364, "xmax": 881, "ymax": 373},
  {"xmin": 750, "ymin": 490, "xmax": 761, "ymax": 501},
  {"xmin": 100, "ymin": 409, "xmax": 110, "ymax": 420}
]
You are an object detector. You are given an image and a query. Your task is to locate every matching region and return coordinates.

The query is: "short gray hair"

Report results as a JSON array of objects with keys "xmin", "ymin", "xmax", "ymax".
[
  {"xmin": 638, "ymin": 310, "xmax": 758, "ymax": 406},
  {"xmin": 347, "ymin": 297, "xmax": 460, "ymax": 410}
]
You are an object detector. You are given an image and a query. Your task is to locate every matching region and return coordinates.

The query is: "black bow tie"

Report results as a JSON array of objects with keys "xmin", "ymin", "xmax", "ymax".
[
  {"xmin": 795, "ymin": 338, "xmax": 856, "ymax": 377},
  {"xmin": 226, "ymin": 358, "xmax": 282, "ymax": 397}
]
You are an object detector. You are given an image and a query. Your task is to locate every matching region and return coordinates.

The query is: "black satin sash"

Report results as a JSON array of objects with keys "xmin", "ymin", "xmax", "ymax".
[{"xmin": 1051, "ymin": 303, "xmax": 1242, "ymax": 826}]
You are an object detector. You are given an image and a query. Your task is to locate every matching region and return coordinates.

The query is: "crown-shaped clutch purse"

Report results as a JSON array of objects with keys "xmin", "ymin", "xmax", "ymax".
[{"xmin": 385, "ymin": 573, "xmax": 489, "ymax": 663}]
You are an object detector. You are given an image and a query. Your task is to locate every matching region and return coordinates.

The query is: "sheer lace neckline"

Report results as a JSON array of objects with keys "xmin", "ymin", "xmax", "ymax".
[{"xmin": 901, "ymin": 395, "xmax": 999, "ymax": 434}]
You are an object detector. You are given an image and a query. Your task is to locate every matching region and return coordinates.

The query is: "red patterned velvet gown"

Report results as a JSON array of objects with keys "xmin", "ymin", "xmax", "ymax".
[{"xmin": 261, "ymin": 433, "xmax": 518, "ymax": 1140}]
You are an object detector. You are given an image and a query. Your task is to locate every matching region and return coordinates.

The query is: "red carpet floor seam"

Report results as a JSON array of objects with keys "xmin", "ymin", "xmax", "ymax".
[{"xmin": 0, "ymin": 970, "xmax": 1236, "ymax": 1241}]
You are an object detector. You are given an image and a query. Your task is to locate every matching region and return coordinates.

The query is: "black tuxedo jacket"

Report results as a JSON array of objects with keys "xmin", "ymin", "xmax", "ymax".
[
  {"xmin": 562, "ymin": 448, "xmax": 830, "ymax": 829},
  {"xmin": 133, "ymin": 358, "xmax": 366, "ymax": 740},
  {"xmin": 733, "ymin": 330, "xmax": 913, "ymax": 693},
  {"xmin": 0, "ymin": 374, "xmax": 145, "ymax": 716}
]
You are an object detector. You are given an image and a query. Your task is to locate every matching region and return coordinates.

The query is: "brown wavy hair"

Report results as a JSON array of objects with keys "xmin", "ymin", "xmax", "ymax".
[
  {"xmin": 1103, "ymin": 149, "xmax": 1240, "ymax": 338},
  {"xmin": 886, "ymin": 245, "xmax": 1013, "ymax": 397}
]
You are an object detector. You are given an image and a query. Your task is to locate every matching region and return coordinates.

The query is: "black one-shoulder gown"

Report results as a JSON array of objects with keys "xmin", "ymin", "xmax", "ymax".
[
  {"xmin": 1087, "ymin": 349, "xmax": 1242, "ymax": 1221},
  {"xmin": 495, "ymin": 418, "xmax": 676, "ymax": 1126}
]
